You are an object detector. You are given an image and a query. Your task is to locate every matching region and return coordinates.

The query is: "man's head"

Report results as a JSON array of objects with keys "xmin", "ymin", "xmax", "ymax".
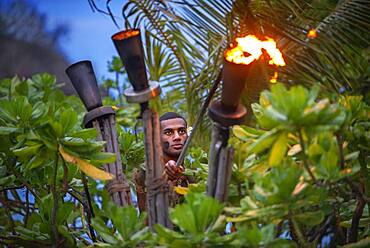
[{"xmin": 159, "ymin": 112, "xmax": 188, "ymax": 161}]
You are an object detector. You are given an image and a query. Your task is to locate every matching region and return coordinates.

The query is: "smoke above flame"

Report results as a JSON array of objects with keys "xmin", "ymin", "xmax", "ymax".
[{"xmin": 225, "ymin": 35, "xmax": 286, "ymax": 66}]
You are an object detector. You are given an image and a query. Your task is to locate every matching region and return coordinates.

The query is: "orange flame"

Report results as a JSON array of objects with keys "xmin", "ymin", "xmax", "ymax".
[
  {"xmin": 270, "ymin": 71, "xmax": 279, "ymax": 83},
  {"xmin": 225, "ymin": 35, "xmax": 286, "ymax": 66},
  {"xmin": 112, "ymin": 30, "xmax": 140, "ymax": 40},
  {"xmin": 307, "ymin": 29, "xmax": 317, "ymax": 39}
]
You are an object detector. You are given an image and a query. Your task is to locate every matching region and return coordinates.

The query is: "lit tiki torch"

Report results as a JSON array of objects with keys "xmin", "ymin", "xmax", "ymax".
[
  {"xmin": 65, "ymin": 61, "xmax": 131, "ymax": 207},
  {"xmin": 112, "ymin": 29, "xmax": 171, "ymax": 229},
  {"xmin": 207, "ymin": 35, "xmax": 285, "ymax": 202}
]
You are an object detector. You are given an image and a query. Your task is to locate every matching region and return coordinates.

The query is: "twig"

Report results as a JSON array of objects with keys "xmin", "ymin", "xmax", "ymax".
[
  {"xmin": 176, "ymin": 69, "xmax": 222, "ymax": 167},
  {"xmin": 67, "ymin": 190, "xmax": 84, "ymax": 206},
  {"xmin": 348, "ymin": 183, "xmax": 365, "ymax": 243},
  {"xmin": 51, "ymin": 152, "xmax": 60, "ymax": 246},
  {"xmin": 298, "ymin": 129, "xmax": 317, "ymax": 183},
  {"xmin": 336, "ymin": 133, "xmax": 345, "ymax": 169},
  {"xmin": 0, "ymin": 185, "xmax": 25, "ymax": 193},
  {"xmin": 309, "ymin": 215, "xmax": 334, "ymax": 242},
  {"xmin": 24, "ymin": 189, "xmax": 30, "ymax": 227},
  {"xmin": 61, "ymin": 158, "xmax": 68, "ymax": 193},
  {"xmin": 0, "ymin": 192, "xmax": 15, "ymax": 234},
  {"xmin": 81, "ymin": 174, "xmax": 97, "ymax": 242},
  {"xmin": 290, "ymin": 213, "xmax": 307, "ymax": 246}
]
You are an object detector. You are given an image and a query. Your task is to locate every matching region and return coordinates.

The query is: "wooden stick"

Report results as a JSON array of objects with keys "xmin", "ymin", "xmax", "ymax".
[
  {"xmin": 215, "ymin": 147, "xmax": 228, "ymax": 201},
  {"xmin": 143, "ymin": 109, "xmax": 171, "ymax": 229},
  {"xmin": 143, "ymin": 110, "xmax": 156, "ymax": 227},
  {"xmin": 176, "ymin": 70, "xmax": 223, "ymax": 167},
  {"xmin": 206, "ymin": 123, "xmax": 222, "ymax": 197},
  {"xmin": 92, "ymin": 114, "xmax": 131, "ymax": 206}
]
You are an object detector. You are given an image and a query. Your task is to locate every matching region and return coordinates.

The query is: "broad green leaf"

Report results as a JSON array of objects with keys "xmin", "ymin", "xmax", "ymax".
[
  {"xmin": 0, "ymin": 175, "xmax": 15, "ymax": 186},
  {"xmin": 89, "ymin": 152, "xmax": 116, "ymax": 164},
  {"xmin": 294, "ymin": 210, "xmax": 324, "ymax": 226},
  {"xmin": 248, "ymin": 129, "xmax": 278, "ymax": 154},
  {"xmin": 13, "ymin": 144, "xmax": 43, "ymax": 157},
  {"xmin": 170, "ymin": 204, "xmax": 197, "ymax": 234},
  {"xmin": 60, "ymin": 108, "xmax": 78, "ymax": 134},
  {"xmin": 269, "ymin": 133, "xmax": 288, "ymax": 166},
  {"xmin": 92, "ymin": 218, "xmax": 119, "ymax": 244},
  {"xmin": 0, "ymin": 126, "xmax": 22, "ymax": 135},
  {"xmin": 69, "ymin": 128, "xmax": 97, "ymax": 139}
]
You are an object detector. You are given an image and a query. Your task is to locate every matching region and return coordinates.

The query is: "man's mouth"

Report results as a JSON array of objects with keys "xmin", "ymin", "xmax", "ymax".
[{"xmin": 172, "ymin": 144, "xmax": 183, "ymax": 150}]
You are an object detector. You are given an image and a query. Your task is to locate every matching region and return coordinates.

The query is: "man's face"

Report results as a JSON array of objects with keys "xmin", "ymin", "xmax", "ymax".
[{"xmin": 160, "ymin": 118, "xmax": 188, "ymax": 158}]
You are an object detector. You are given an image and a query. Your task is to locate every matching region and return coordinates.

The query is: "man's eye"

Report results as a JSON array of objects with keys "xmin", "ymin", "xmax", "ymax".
[
  {"xmin": 179, "ymin": 129, "xmax": 186, "ymax": 135},
  {"xmin": 164, "ymin": 130, "xmax": 172, "ymax": 135}
]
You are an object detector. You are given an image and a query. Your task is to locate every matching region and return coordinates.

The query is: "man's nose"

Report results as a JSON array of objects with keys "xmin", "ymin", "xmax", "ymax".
[{"xmin": 173, "ymin": 131, "xmax": 181, "ymax": 140}]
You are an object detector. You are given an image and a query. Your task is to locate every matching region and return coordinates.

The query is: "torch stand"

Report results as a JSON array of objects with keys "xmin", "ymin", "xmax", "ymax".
[
  {"xmin": 206, "ymin": 59, "xmax": 248, "ymax": 202},
  {"xmin": 207, "ymin": 103, "xmax": 246, "ymax": 202},
  {"xmin": 123, "ymin": 81, "xmax": 172, "ymax": 229},
  {"xmin": 84, "ymin": 107, "xmax": 131, "ymax": 206},
  {"xmin": 66, "ymin": 60, "xmax": 131, "ymax": 207}
]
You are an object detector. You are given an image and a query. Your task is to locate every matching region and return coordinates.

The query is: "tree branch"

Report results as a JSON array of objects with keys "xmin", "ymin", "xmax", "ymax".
[
  {"xmin": 298, "ymin": 129, "xmax": 317, "ymax": 183},
  {"xmin": 51, "ymin": 152, "xmax": 59, "ymax": 246},
  {"xmin": 348, "ymin": 183, "xmax": 365, "ymax": 243},
  {"xmin": 81, "ymin": 174, "xmax": 97, "ymax": 242}
]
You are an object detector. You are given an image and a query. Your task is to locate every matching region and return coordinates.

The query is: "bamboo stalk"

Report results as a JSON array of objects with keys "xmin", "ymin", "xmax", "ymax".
[
  {"xmin": 92, "ymin": 115, "xmax": 131, "ymax": 206},
  {"xmin": 143, "ymin": 110, "xmax": 156, "ymax": 227},
  {"xmin": 206, "ymin": 123, "xmax": 222, "ymax": 197},
  {"xmin": 215, "ymin": 147, "xmax": 228, "ymax": 201}
]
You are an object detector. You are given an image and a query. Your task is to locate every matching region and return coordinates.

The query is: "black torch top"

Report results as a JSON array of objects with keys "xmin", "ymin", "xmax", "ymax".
[
  {"xmin": 112, "ymin": 29, "xmax": 149, "ymax": 92},
  {"xmin": 65, "ymin": 60, "xmax": 102, "ymax": 111}
]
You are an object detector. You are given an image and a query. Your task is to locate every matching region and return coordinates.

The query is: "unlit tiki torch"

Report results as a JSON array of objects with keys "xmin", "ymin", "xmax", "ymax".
[
  {"xmin": 66, "ymin": 61, "xmax": 131, "ymax": 206},
  {"xmin": 112, "ymin": 29, "xmax": 171, "ymax": 229}
]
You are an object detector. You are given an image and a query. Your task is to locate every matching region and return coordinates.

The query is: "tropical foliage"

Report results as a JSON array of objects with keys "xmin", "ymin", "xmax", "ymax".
[{"xmin": 0, "ymin": 0, "xmax": 369, "ymax": 247}]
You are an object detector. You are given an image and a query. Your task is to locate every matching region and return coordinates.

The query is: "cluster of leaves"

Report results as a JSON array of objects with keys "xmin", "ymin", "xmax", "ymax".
[
  {"xmin": 0, "ymin": 73, "xmax": 368, "ymax": 247},
  {"xmin": 0, "ymin": 74, "xmax": 139, "ymax": 246},
  {"xmin": 229, "ymin": 83, "xmax": 369, "ymax": 247}
]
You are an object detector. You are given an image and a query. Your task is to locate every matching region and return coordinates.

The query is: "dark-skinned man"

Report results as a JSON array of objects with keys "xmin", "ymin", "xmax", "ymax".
[
  {"xmin": 160, "ymin": 112, "xmax": 188, "ymax": 183},
  {"xmin": 133, "ymin": 112, "xmax": 190, "ymax": 213}
]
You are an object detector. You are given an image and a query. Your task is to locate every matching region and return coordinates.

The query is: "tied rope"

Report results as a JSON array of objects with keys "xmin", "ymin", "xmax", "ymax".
[
  {"xmin": 105, "ymin": 179, "xmax": 130, "ymax": 195},
  {"xmin": 146, "ymin": 173, "xmax": 169, "ymax": 198}
]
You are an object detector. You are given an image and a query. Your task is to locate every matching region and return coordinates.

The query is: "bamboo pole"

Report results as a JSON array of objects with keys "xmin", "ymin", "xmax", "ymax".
[
  {"xmin": 91, "ymin": 115, "xmax": 131, "ymax": 206},
  {"xmin": 143, "ymin": 109, "xmax": 171, "ymax": 229},
  {"xmin": 206, "ymin": 123, "xmax": 234, "ymax": 202}
]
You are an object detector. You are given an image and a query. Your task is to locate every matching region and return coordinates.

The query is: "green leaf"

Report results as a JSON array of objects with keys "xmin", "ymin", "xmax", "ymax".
[
  {"xmin": 248, "ymin": 129, "xmax": 278, "ymax": 154},
  {"xmin": 13, "ymin": 144, "xmax": 43, "ymax": 157},
  {"xmin": 294, "ymin": 210, "xmax": 324, "ymax": 226},
  {"xmin": 170, "ymin": 203, "xmax": 197, "ymax": 234},
  {"xmin": 60, "ymin": 108, "xmax": 78, "ymax": 135},
  {"xmin": 0, "ymin": 175, "xmax": 15, "ymax": 186},
  {"xmin": 92, "ymin": 218, "xmax": 119, "ymax": 244},
  {"xmin": 268, "ymin": 132, "xmax": 288, "ymax": 166},
  {"xmin": 69, "ymin": 128, "xmax": 97, "ymax": 139},
  {"xmin": 0, "ymin": 126, "xmax": 22, "ymax": 135},
  {"xmin": 89, "ymin": 152, "xmax": 117, "ymax": 164}
]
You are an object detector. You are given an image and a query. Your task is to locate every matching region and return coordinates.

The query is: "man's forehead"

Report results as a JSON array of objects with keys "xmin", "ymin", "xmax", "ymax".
[{"xmin": 160, "ymin": 118, "xmax": 186, "ymax": 129}]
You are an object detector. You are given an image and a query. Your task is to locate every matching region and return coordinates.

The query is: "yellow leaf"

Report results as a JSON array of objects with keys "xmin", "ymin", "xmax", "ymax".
[
  {"xmin": 292, "ymin": 181, "xmax": 307, "ymax": 196},
  {"xmin": 111, "ymin": 106, "xmax": 119, "ymax": 111},
  {"xmin": 268, "ymin": 133, "xmax": 288, "ymax": 166},
  {"xmin": 174, "ymin": 186, "xmax": 188, "ymax": 195},
  {"xmin": 287, "ymin": 144, "xmax": 302, "ymax": 156},
  {"xmin": 59, "ymin": 147, "xmax": 113, "ymax": 181}
]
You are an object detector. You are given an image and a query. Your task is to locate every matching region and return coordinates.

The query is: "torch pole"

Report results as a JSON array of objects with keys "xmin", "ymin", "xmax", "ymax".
[
  {"xmin": 112, "ymin": 29, "xmax": 171, "ymax": 229},
  {"xmin": 66, "ymin": 61, "xmax": 131, "ymax": 207},
  {"xmin": 206, "ymin": 59, "xmax": 248, "ymax": 202}
]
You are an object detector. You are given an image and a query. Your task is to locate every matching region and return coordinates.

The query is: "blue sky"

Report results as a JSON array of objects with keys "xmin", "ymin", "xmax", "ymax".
[{"xmin": 28, "ymin": 0, "xmax": 126, "ymax": 80}]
